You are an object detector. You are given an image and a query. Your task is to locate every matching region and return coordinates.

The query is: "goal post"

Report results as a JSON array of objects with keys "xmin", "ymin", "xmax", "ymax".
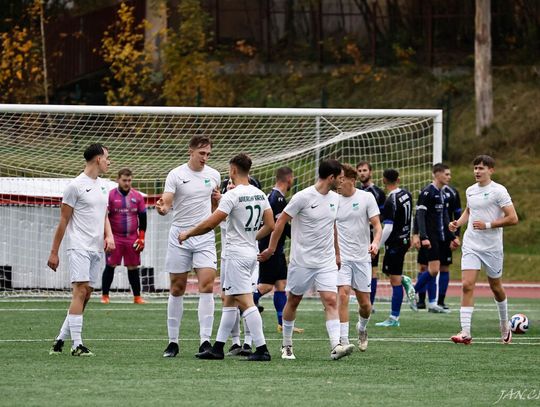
[{"xmin": 0, "ymin": 104, "xmax": 442, "ymax": 297}]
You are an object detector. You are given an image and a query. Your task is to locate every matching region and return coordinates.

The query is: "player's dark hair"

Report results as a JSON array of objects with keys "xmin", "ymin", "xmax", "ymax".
[
  {"xmin": 229, "ymin": 153, "xmax": 252, "ymax": 175},
  {"xmin": 383, "ymin": 168, "xmax": 399, "ymax": 184},
  {"xmin": 83, "ymin": 143, "xmax": 107, "ymax": 162},
  {"xmin": 319, "ymin": 159, "xmax": 342, "ymax": 179},
  {"xmin": 189, "ymin": 135, "xmax": 212, "ymax": 149},
  {"xmin": 472, "ymin": 154, "xmax": 495, "ymax": 168},
  {"xmin": 342, "ymin": 163, "xmax": 358, "ymax": 180},
  {"xmin": 117, "ymin": 168, "xmax": 133, "ymax": 178},
  {"xmin": 432, "ymin": 163, "xmax": 449, "ymax": 174},
  {"xmin": 276, "ymin": 166, "xmax": 293, "ymax": 182},
  {"xmin": 356, "ymin": 160, "xmax": 372, "ymax": 171}
]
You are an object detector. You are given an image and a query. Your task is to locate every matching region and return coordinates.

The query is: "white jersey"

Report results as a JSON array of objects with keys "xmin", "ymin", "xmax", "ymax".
[
  {"xmin": 336, "ymin": 189, "xmax": 380, "ymax": 262},
  {"xmin": 284, "ymin": 185, "xmax": 339, "ymax": 269},
  {"xmin": 462, "ymin": 181, "xmax": 512, "ymax": 253},
  {"xmin": 62, "ymin": 173, "xmax": 109, "ymax": 252},
  {"xmin": 217, "ymin": 184, "xmax": 270, "ymax": 259},
  {"xmin": 164, "ymin": 163, "xmax": 221, "ymax": 229}
]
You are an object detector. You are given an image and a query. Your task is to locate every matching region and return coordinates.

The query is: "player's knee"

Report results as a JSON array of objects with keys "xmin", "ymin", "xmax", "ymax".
[
  {"xmin": 170, "ymin": 282, "xmax": 186, "ymax": 296},
  {"xmin": 462, "ymin": 281, "xmax": 475, "ymax": 294}
]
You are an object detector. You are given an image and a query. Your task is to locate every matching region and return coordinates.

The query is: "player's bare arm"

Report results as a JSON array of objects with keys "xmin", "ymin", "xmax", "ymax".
[
  {"xmin": 156, "ymin": 192, "xmax": 174, "ymax": 216},
  {"xmin": 333, "ymin": 223, "xmax": 341, "ymax": 270},
  {"xmin": 369, "ymin": 215, "xmax": 382, "ymax": 256},
  {"xmin": 257, "ymin": 211, "xmax": 291, "ymax": 262},
  {"xmin": 104, "ymin": 215, "xmax": 115, "ymax": 253},
  {"xmin": 472, "ymin": 204, "xmax": 519, "ymax": 230},
  {"xmin": 255, "ymin": 208, "xmax": 275, "ymax": 240},
  {"xmin": 178, "ymin": 210, "xmax": 228, "ymax": 244},
  {"xmin": 47, "ymin": 203, "xmax": 74, "ymax": 272},
  {"xmin": 449, "ymin": 207, "xmax": 470, "ymax": 232}
]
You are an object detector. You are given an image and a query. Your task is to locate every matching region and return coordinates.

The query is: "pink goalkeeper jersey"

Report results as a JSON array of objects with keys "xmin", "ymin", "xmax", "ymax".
[{"xmin": 108, "ymin": 188, "xmax": 146, "ymax": 240}]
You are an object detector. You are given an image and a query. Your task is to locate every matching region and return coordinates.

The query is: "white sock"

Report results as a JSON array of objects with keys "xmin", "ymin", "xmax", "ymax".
[
  {"xmin": 243, "ymin": 306, "xmax": 266, "ymax": 348},
  {"xmin": 167, "ymin": 295, "xmax": 184, "ymax": 343},
  {"xmin": 495, "ymin": 298, "xmax": 508, "ymax": 327},
  {"xmin": 56, "ymin": 313, "xmax": 70, "ymax": 341},
  {"xmin": 339, "ymin": 322, "xmax": 349, "ymax": 345},
  {"xmin": 215, "ymin": 307, "xmax": 237, "ymax": 343},
  {"xmin": 231, "ymin": 308, "xmax": 241, "ymax": 346},
  {"xmin": 326, "ymin": 319, "xmax": 340, "ymax": 348},
  {"xmin": 68, "ymin": 314, "xmax": 83, "ymax": 348},
  {"xmin": 428, "ymin": 300, "xmax": 437, "ymax": 308},
  {"xmin": 243, "ymin": 316, "xmax": 253, "ymax": 347},
  {"xmin": 460, "ymin": 306, "xmax": 474, "ymax": 335},
  {"xmin": 282, "ymin": 319, "xmax": 295, "ymax": 346},
  {"xmin": 198, "ymin": 293, "xmax": 215, "ymax": 343},
  {"xmin": 358, "ymin": 316, "xmax": 370, "ymax": 332}
]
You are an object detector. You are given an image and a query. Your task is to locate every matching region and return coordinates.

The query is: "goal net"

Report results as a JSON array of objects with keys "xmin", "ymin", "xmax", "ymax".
[{"xmin": 0, "ymin": 105, "xmax": 442, "ymax": 298}]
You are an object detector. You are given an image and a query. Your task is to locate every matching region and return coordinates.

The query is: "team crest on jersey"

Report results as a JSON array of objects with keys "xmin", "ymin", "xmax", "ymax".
[
  {"xmin": 483, "ymin": 192, "xmax": 490, "ymax": 199},
  {"xmin": 329, "ymin": 203, "xmax": 336, "ymax": 211},
  {"xmin": 204, "ymin": 178, "xmax": 211, "ymax": 187},
  {"xmin": 101, "ymin": 186, "xmax": 107, "ymax": 194},
  {"xmin": 131, "ymin": 198, "xmax": 137, "ymax": 203},
  {"xmin": 352, "ymin": 202, "xmax": 359, "ymax": 211}
]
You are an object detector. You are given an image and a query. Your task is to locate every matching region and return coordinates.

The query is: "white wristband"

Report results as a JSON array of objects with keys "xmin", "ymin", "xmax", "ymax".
[{"xmin": 485, "ymin": 222, "xmax": 492, "ymax": 229}]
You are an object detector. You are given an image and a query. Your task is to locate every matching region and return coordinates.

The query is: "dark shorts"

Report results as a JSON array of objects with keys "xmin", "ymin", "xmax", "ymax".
[
  {"xmin": 371, "ymin": 251, "xmax": 380, "ymax": 268},
  {"xmin": 382, "ymin": 243, "xmax": 409, "ymax": 276},
  {"xmin": 418, "ymin": 240, "xmax": 453, "ymax": 266},
  {"xmin": 258, "ymin": 252, "xmax": 288, "ymax": 285}
]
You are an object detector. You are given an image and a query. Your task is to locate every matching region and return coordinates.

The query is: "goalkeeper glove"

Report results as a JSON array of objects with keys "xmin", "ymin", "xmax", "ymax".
[{"xmin": 133, "ymin": 230, "xmax": 145, "ymax": 252}]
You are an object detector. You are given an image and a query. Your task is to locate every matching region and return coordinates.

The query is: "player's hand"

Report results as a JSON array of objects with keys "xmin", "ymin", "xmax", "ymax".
[
  {"xmin": 257, "ymin": 248, "xmax": 274, "ymax": 263},
  {"xmin": 211, "ymin": 188, "xmax": 221, "ymax": 202},
  {"xmin": 133, "ymin": 230, "xmax": 145, "ymax": 252},
  {"xmin": 421, "ymin": 239, "xmax": 431, "ymax": 249},
  {"xmin": 47, "ymin": 253, "xmax": 59, "ymax": 272},
  {"xmin": 178, "ymin": 231, "xmax": 189, "ymax": 245},
  {"xmin": 156, "ymin": 198, "xmax": 167, "ymax": 216},
  {"xmin": 450, "ymin": 237, "xmax": 460, "ymax": 250},
  {"xmin": 368, "ymin": 243, "xmax": 379, "ymax": 257},
  {"xmin": 412, "ymin": 235, "xmax": 421, "ymax": 249},
  {"xmin": 472, "ymin": 220, "xmax": 487, "ymax": 230},
  {"xmin": 104, "ymin": 236, "xmax": 115, "ymax": 253},
  {"xmin": 448, "ymin": 220, "xmax": 459, "ymax": 232}
]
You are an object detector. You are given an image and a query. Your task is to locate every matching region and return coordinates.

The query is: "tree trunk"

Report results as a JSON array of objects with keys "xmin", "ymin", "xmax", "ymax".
[{"xmin": 475, "ymin": 0, "xmax": 493, "ymax": 136}]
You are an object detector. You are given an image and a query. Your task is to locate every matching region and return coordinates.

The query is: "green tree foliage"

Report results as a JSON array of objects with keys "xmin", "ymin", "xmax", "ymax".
[
  {"xmin": 0, "ymin": 0, "xmax": 44, "ymax": 103},
  {"xmin": 162, "ymin": 0, "xmax": 233, "ymax": 106},
  {"xmin": 100, "ymin": 2, "xmax": 157, "ymax": 106}
]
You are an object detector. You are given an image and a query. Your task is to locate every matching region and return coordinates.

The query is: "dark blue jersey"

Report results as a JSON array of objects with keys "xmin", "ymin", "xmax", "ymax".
[
  {"xmin": 359, "ymin": 183, "xmax": 386, "ymax": 213},
  {"xmin": 443, "ymin": 184, "xmax": 462, "ymax": 236},
  {"xmin": 416, "ymin": 183, "xmax": 454, "ymax": 242},
  {"xmin": 382, "ymin": 188, "xmax": 413, "ymax": 247},
  {"xmin": 258, "ymin": 188, "xmax": 290, "ymax": 254}
]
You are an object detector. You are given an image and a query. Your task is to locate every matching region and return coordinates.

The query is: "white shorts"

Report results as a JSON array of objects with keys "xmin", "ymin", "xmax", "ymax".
[
  {"xmin": 165, "ymin": 226, "xmax": 217, "ymax": 273},
  {"xmin": 461, "ymin": 249, "xmax": 504, "ymax": 279},
  {"xmin": 221, "ymin": 257, "xmax": 257, "ymax": 295},
  {"xmin": 67, "ymin": 249, "xmax": 104, "ymax": 288},
  {"xmin": 286, "ymin": 263, "xmax": 338, "ymax": 295},
  {"xmin": 337, "ymin": 260, "xmax": 372, "ymax": 293}
]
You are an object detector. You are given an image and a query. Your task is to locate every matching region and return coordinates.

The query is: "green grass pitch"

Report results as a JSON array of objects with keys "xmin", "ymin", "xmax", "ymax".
[{"xmin": 0, "ymin": 297, "xmax": 538, "ymax": 406}]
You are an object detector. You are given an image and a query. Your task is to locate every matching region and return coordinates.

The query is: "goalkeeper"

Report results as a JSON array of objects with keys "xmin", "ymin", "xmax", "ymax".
[{"xmin": 101, "ymin": 168, "xmax": 147, "ymax": 304}]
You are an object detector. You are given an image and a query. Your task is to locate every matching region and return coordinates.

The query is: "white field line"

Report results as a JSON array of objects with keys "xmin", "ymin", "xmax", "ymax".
[{"xmin": 0, "ymin": 337, "xmax": 538, "ymax": 345}]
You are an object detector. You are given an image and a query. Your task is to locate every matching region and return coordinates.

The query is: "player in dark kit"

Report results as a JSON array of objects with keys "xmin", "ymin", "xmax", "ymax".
[
  {"xmin": 356, "ymin": 161, "xmax": 386, "ymax": 310},
  {"xmin": 375, "ymin": 169, "xmax": 413, "ymax": 327},
  {"xmin": 413, "ymin": 163, "xmax": 459, "ymax": 314}
]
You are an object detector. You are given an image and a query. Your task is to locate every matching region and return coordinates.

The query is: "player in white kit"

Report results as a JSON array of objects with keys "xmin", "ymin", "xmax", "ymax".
[
  {"xmin": 336, "ymin": 164, "xmax": 382, "ymax": 352},
  {"xmin": 48, "ymin": 143, "xmax": 115, "ymax": 357},
  {"xmin": 449, "ymin": 155, "xmax": 518, "ymax": 345},
  {"xmin": 156, "ymin": 135, "xmax": 221, "ymax": 358},
  {"xmin": 259, "ymin": 159, "xmax": 353, "ymax": 360},
  {"xmin": 179, "ymin": 153, "xmax": 274, "ymax": 361}
]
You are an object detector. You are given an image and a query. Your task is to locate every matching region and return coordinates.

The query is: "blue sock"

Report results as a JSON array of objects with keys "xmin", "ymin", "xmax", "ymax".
[
  {"xmin": 427, "ymin": 276, "xmax": 437, "ymax": 303},
  {"xmin": 391, "ymin": 285, "xmax": 404, "ymax": 318},
  {"xmin": 439, "ymin": 271, "xmax": 449, "ymax": 298},
  {"xmin": 273, "ymin": 291, "xmax": 287, "ymax": 326},
  {"xmin": 253, "ymin": 290, "xmax": 262, "ymax": 305},
  {"xmin": 414, "ymin": 271, "xmax": 434, "ymax": 294},
  {"xmin": 416, "ymin": 270, "xmax": 428, "ymax": 294},
  {"xmin": 370, "ymin": 278, "xmax": 378, "ymax": 305}
]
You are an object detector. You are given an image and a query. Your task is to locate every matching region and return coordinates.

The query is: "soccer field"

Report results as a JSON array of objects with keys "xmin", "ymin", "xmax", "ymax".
[{"xmin": 0, "ymin": 297, "xmax": 538, "ymax": 407}]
